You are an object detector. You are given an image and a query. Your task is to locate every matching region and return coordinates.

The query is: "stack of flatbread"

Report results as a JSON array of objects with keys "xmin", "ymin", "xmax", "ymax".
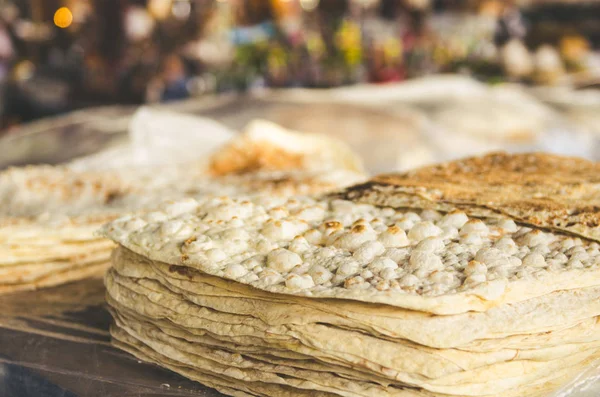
[
  {"xmin": 0, "ymin": 120, "xmax": 365, "ymax": 294},
  {"xmin": 103, "ymin": 153, "xmax": 600, "ymax": 397}
]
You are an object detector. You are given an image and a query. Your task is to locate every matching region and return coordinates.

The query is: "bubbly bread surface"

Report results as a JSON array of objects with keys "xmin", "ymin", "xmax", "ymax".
[
  {"xmin": 103, "ymin": 152, "xmax": 600, "ymax": 396},
  {"xmin": 102, "ymin": 192, "xmax": 600, "ymax": 314},
  {"xmin": 0, "ymin": 165, "xmax": 364, "ymax": 226}
]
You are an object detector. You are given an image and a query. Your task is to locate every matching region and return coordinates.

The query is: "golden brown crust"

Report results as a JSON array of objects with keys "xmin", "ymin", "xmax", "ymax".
[
  {"xmin": 208, "ymin": 141, "xmax": 305, "ymax": 176},
  {"xmin": 207, "ymin": 120, "xmax": 365, "ymax": 176},
  {"xmin": 338, "ymin": 152, "xmax": 600, "ymax": 242}
]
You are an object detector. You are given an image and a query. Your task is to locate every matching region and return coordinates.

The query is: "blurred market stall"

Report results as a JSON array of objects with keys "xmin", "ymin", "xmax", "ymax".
[
  {"xmin": 2, "ymin": 75, "xmax": 598, "ymax": 174},
  {"xmin": 0, "ymin": 0, "xmax": 598, "ymax": 131}
]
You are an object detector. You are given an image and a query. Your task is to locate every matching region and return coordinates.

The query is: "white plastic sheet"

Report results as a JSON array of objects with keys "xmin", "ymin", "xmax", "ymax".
[
  {"xmin": 552, "ymin": 360, "xmax": 600, "ymax": 397},
  {"xmin": 69, "ymin": 107, "xmax": 235, "ymax": 171}
]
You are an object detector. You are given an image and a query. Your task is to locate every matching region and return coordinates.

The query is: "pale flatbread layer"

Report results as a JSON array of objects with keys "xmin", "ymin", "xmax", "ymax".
[
  {"xmin": 112, "ymin": 247, "xmax": 600, "ymax": 350},
  {"xmin": 106, "ymin": 273, "xmax": 600, "ymax": 393},
  {"xmin": 0, "ymin": 249, "xmax": 111, "ymax": 284},
  {"xmin": 111, "ymin": 327, "xmax": 600, "ymax": 397},
  {"xmin": 0, "ymin": 260, "xmax": 109, "ymax": 294},
  {"xmin": 109, "ymin": 306, "xmax": 398, "ymax": 387},
  {"xmin": 0, "ymin": 240, "xmax": 115, "ymax": 265},
  {"xmin": 103, "ymin": 185, "xmax": 600, "ymax": 315},
  {"xmin": 109, "ymin": 280, "xmax": 591, "ymax": 396},
  {"xmin": 105, "ymin": 266, "xmax": 600, "ymax": 395},
  {"xmin": 0, "ymin": 132, "xmax": 365, "ymax": 293},
  {"xmin": 112, "ymin": 328, "xmax": 342, "ymax": 397},
  {"xmin": 0, "ymin": 220, "xmax": 107, "ymax": 242},
  {"xmin": 103, "ymin": 152, "xmax": 600, "ymax": 396}
]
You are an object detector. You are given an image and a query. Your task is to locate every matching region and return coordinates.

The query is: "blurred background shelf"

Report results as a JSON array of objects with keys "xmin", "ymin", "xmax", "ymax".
[{"xmin": 0, "ymin": 0, "xmax": 598, "ymax": 134}]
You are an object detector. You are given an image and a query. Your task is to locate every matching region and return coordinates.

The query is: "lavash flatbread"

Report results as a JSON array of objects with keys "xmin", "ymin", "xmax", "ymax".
[
  {"xmin": 337, "ymin": 152, "xmax": 600, "ymax": 243},
  {"xmin": 0, "ymin": 249, "xmax": 110, "ymax": 283},
  {"xmin": 103, "ymin": 181, "xmax": 600, "ymax": 315},
  {"xmin": 106, "ymin": 264, "xmax": 600, "ymax": 396},
  {"xmin": 112, "ymin": 246, "xmax": 600, "ymax": 350},
  {"xmin": 0, "ymin": 240, "xmax": 114, "ymax": 265},
  {"xmin": 109, "ymin": 293, "xmax": 600, "ymax": 397},
  {"xmin": 106, "ymin": 266, "xmax": 600, "ymax": 388},
  {"xmin": 0, "ymin": 120, "xmax": 366, "ymax": 294},
  {"xmin": 111, "ymin": 329, "xmax": 600, "ymax": 397},
  {"xmin": 0, "ymin": 260, "xmax": 110, "ymax": 294},
  {"xmin": 103, "ymin": 152, "xmax": 600, "ymax": 397}
]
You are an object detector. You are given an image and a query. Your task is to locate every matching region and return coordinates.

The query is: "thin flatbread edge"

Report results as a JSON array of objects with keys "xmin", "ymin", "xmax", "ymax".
[
  {"xmin": 0, "ymin": 260, "xmax": 109, "ymax": 294},
  {"xmin": 110, "ymin": 324, "xmax": 600, "ymax": 397}
]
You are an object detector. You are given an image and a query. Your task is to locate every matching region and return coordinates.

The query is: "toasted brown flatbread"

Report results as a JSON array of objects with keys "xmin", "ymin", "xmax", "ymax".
[{"xmin": 337, "ymin": 152, "xmax": 600, "ymax": 242}]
